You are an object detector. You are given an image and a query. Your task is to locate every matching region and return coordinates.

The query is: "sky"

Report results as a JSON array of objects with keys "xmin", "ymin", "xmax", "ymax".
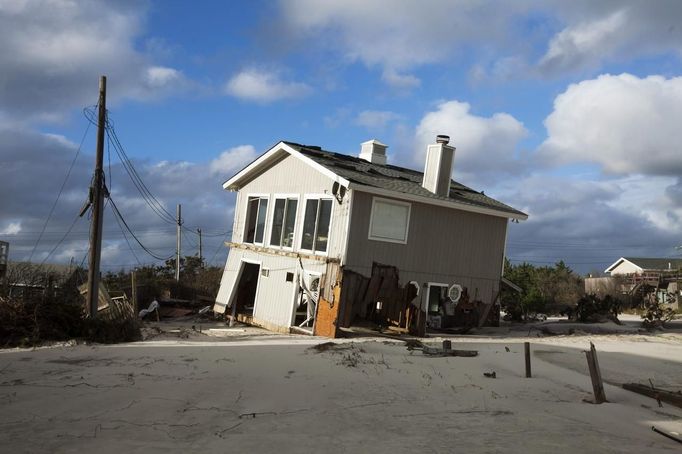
[{"xmin": 1, "ymin": 0, "xmax": 682, "ymax": 275}]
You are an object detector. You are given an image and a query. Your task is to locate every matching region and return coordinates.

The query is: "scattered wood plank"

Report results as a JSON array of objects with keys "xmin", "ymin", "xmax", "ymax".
[
  {"xmin": 652, "ymin": 426, "xmax": 682, "ymax": 444},
  {"xmin": 406, "ymin": 339, "xmax": 478, "ymax": 357},
  {"xmin": 623, "ymin": 383, "xmax": 682, "ymax": 409},
  {"xmin": 525, "ymin": 342, "xmax": 532, "ymax": 378},
  {"xmin": 584, "ymin": 342, "xmax": 607, "ymax": 404}
]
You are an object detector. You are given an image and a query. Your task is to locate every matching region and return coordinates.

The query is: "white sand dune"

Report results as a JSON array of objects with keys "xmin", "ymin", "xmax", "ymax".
[{"xmin": 0, "ymin": 332, "xmax": 681, "ymax": 453}]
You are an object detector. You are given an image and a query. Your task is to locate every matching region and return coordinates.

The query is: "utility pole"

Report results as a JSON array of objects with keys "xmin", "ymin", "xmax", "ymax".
[
  {"xmin": 87, "ymin": 75, "xmax": 107, "ymax": 318},
  {"xmin": 197, "ymin": 228, "xmax": 203, "ymax": 265},
  {"xmin": 175, "ymin": 204, "xmax": 182, "ymax": 281}
]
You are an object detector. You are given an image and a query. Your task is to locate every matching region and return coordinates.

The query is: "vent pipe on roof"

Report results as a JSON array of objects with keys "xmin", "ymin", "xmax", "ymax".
[
  {"xmin": 422, "ymin": 135, "xmax": 455, "ymax": 197},
  {"xmin": 359, "ymin": 139, "xmax": 387, "ymax": 165}
]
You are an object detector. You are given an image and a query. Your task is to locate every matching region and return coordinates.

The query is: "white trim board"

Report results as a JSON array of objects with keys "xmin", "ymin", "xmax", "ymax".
[{"xmin": 223, "ymin": 142, "xmax": 350, "ymax": 190}]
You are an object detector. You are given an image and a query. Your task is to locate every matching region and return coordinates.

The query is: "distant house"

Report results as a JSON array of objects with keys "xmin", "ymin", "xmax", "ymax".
[
  {"xmin": 1, "ymin": 261, "xmax": 77, "ymax": 301},
  {"xmin": 213, "ymin": 136, "xmax": 527, "ymax": 336},
  {"xmin": 585, "ymin": 257, "xmax": 682, "ymax": 309},
  {"xmin": 605, "ymin": 257, "xmax": 682, "ymax": 275}
]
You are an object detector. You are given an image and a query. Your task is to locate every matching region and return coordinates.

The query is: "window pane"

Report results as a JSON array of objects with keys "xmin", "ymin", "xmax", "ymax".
[
  {"xmin": 270, "ymin": 199, "xmax": 286, "ymax": 246},
  {"xmin": 245, "ymin": 198, "xmax": 259, "ymax": 243},
  {"xmin": 255, "ymin": 199, "xmax": 268, "ymax": 244},
  {"xmin": 282, "ymin": 199, "xmax": 298, "ymax": 247},
  {"xmin": 370, "ymin": 200, "xmax": 409, "ymax": 242},
  {"xmin": 301, "ymin": 199, "xmax": 318, "ymax": 250},
  {"xmin": 315, "ymin": 199, "xmax": 332, "ymax": 252}
]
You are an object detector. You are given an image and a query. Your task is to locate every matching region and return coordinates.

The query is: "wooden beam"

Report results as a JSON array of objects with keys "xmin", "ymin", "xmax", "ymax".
[
  {"xmin": 225, "ymin": 242, "xmax": 340, "ymax": 263},
  {"xmin": 585, "ymin": 342, "xmax": 607, "ymax": 403}
]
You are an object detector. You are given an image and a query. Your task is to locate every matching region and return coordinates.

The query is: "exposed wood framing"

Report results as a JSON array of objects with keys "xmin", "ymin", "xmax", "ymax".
[{"xmin": 226, "ymin": 242, "xmax": 340, "ymax": 263}]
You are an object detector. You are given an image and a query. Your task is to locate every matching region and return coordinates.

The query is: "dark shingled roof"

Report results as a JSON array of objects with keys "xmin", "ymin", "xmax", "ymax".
[
  {"xmin": 284, "ymin": 141, "xmax": 526, "ymax": 218},
  {"xmin": 622, "ymin": 257, "xmax": 682, "ymax": 271}
]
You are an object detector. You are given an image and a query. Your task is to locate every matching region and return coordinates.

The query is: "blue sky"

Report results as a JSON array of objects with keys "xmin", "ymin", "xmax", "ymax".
[{"xmin": 2, "ymin": 0, "xmax": 682, "ymax": 274}]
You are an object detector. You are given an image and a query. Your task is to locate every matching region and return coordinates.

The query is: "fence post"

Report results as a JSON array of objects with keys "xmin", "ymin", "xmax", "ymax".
[{"xmin": 585, "ymin": 342, "xmax": 607, "ymax": 403}]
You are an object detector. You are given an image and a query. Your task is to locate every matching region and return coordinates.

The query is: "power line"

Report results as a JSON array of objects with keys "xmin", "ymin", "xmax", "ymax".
[
  {"xmin": 28, "ymin": 114, "xmax": 92, "ymax": 262},
  {"xmin": 105, "ymin": 120, "xmax": 177, "ymax": 224},
  {"xmin": 108, "ymin": 194, "xmax": 174, "ymax": 261},
  {"xmin": 109, "ymin": 201, "xmax": 142, "ymax": 266},
  {"xmin": 38, "ymin": 214, "xmax": 83, "ymax": 266}
]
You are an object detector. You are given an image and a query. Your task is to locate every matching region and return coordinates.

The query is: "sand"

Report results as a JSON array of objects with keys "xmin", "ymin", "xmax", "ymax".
[{"xmin": 0, "ymin": 330, "xmax": 681, "ymax": 453}]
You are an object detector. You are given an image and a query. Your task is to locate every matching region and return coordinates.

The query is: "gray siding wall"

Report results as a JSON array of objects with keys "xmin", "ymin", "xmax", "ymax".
[
  {"xmin": 230, "ymin": 154, "xmax": 350, "ymax": 260},
  {"xmin": 345, "ymin": 191, "xmax": 508, "ymax": 304}
]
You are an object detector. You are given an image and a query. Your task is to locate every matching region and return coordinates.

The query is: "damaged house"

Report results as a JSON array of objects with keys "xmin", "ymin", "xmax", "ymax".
[
  {"xmin": 585, "ymin": 257, "xmax": 682, "ymax": 309},
  {"xmin": 213, "ymin": 136, "xmax": 527, "ymax": 337}
]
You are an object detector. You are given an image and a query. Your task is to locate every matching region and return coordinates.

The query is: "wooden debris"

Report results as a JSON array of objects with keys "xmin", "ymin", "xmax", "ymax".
[
  {"xmin": 584, "ymin": 342, "xmax": 607, "ymax": 404},
  {"xmin": 651, "ymin": 426, "xmax": 682, "ymax": 444},
  {"xmin": 406, "ymin": 339, "xmax": 478, "ymax": 357},
  {"xmin": 623, "ymin": 383, "xmax": 682, "ymax": 409},
  {"xmin": 525, "ymin": 342, "xmax": 532, "ymax": 378}
]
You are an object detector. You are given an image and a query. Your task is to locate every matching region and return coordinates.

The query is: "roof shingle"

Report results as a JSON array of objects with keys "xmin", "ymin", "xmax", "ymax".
[{"xmin": 285, "ymin": 141, "xmax": 526, "ymax": 218}]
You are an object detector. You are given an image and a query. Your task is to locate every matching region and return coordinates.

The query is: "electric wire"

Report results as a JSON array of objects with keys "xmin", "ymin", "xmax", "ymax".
[
  {"xmin": 106, "ymin": 122, "xmax": 177, "ymax": 224},
  {"xmin": 107, "ymin": 194, "xmax": 174, "ymax": 261},
  {"xmin": 28, "ymin": 113, "xmax": 92, "ymax": 262},
  {"xmin": 84, "ymin": 106, "xmax": 176, "ymax": 225},
  {"xmin": 207, "ymin": 230, "xmax": 231, "ymax": 265},
  {"xmin": 38, "ymin": 214, "xmax": 83, "ymax": 266},
  {"xmin": 109, "ymin": 201, "xmax": 142, "ymax": 266}
]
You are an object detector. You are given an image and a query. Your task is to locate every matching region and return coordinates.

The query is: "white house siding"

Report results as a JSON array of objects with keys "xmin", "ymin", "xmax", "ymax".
[
  {"xmin": 214, "ymin": 248, "xmax": 327, "ymax": 329},
  {"xmin": 230, "ymin": 154, "xmax": 349, "ymax": 260},
  {"xmin": 607, "ymin": 260, "xmax": 643, "ymax": 275},
  {"xmin": 214, "ymin": 153, "xmax": 351, "ymax": 330},
  {"xmin": 344, "ymin": 191, "xmax": 508, "ymax": 306}
]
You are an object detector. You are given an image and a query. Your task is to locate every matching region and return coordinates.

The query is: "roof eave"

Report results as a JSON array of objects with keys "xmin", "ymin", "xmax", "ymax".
[
  {"xmin": 349, "ymin": 183, "xmax": 528, "ymax": 220},
  {"xmin": 222, "ymin": 141, "xmax": 351, "ymax": 190}
]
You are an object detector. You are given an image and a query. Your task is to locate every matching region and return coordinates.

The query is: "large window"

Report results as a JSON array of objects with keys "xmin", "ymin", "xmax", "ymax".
[
  {"xmin": 244, "ymin": 196, "xmax": 268, "ymax": 244},
  {"xmin": 269, "ymin": 197, "xmax": 298, "ymax": 248},
  {"xmin": 368, "ymin": 197, "xmax": 411, "ymax": 244},
  {"xmin": 300, "ymin": 198, "xmax": 332, "ymax": 253}
]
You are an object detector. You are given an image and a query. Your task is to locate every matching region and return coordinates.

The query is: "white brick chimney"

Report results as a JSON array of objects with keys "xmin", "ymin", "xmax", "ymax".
[
  {"xmin": 359, "ymin": 139, "xmax": 387, "ymax": 165},
  {"xmin": 422, "ymin": 135, "xmax": 455, "ymax": 197}
]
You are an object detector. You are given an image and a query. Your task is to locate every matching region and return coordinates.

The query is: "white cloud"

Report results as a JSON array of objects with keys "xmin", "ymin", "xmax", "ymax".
[
  {"xmin": 0, "ymin": 128, "xmax": 237, "ymax": 267},
  {"xmin": 144, "ymin": 66, "xmax": 182, "ymax": 88},
  {"xmin": 209, "ymin": 145, "xmax": 259, "ymax": 175},
  {"xmin": 539, "ymin": 73, "xmax": 682, "ymax": 175},
  {"xmin": 279, "ymin": 0, "xmax": 518, "ymax": 83},
  {"xmin": 381, "ymin": 69, "xmax": 420, "ymax": 89},
  {"xmin": 0, "ymin": 0, "xmax": 187, "ymax": 122},
  {"xmin": 355, "ymin": 110, "xmax": 400, "ymax": 130},
  {"xmin": 537, "ymin": 2, "xmax": 682, "ymax": 75},
  {"xmin": 539, "ymin": 9, "xmax": 627, "ymax": 74},
  {"xmin": 414, "ymin": 100, "xmax": 528, "ymax": 180},
  {"xmin": 0, "ymin": 222, "xmax": 21, "ymax": 235},
  {"xmin": 224, "ymin": 69, "xmax": 311, "ymax": 102},
  {"xmin": 279, "ymin": 1, "xmax": 682, "ymax": 82}
]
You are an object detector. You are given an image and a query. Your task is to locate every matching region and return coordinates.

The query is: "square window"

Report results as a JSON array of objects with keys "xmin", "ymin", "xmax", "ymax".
[
  {"xmin": 285, "ymin": 272, "xmax": 294, "ymax": 282},
  {"xmin": 368, "ymin": 198, "xmax": 410, "ymax": 244}
]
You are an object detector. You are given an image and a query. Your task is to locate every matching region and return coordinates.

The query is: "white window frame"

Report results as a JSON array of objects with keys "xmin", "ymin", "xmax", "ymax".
[
  {"xmin": 242, "ymin": 193, "xmax": 269, "ymax": 246},
  {"xmin": 367, "ymin": 196, "xmax": 411, "ymax": 244},
  {"xmin": 298, "ymin": 194, "xmax": 334, "ymax": 256},
  {"xmin": 425, "ymin": 282, "xmax": 449, "ymax": 313},
  {"xmin": 267, "ymin": 194, "xmax": 300, "ymax": 251}
]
